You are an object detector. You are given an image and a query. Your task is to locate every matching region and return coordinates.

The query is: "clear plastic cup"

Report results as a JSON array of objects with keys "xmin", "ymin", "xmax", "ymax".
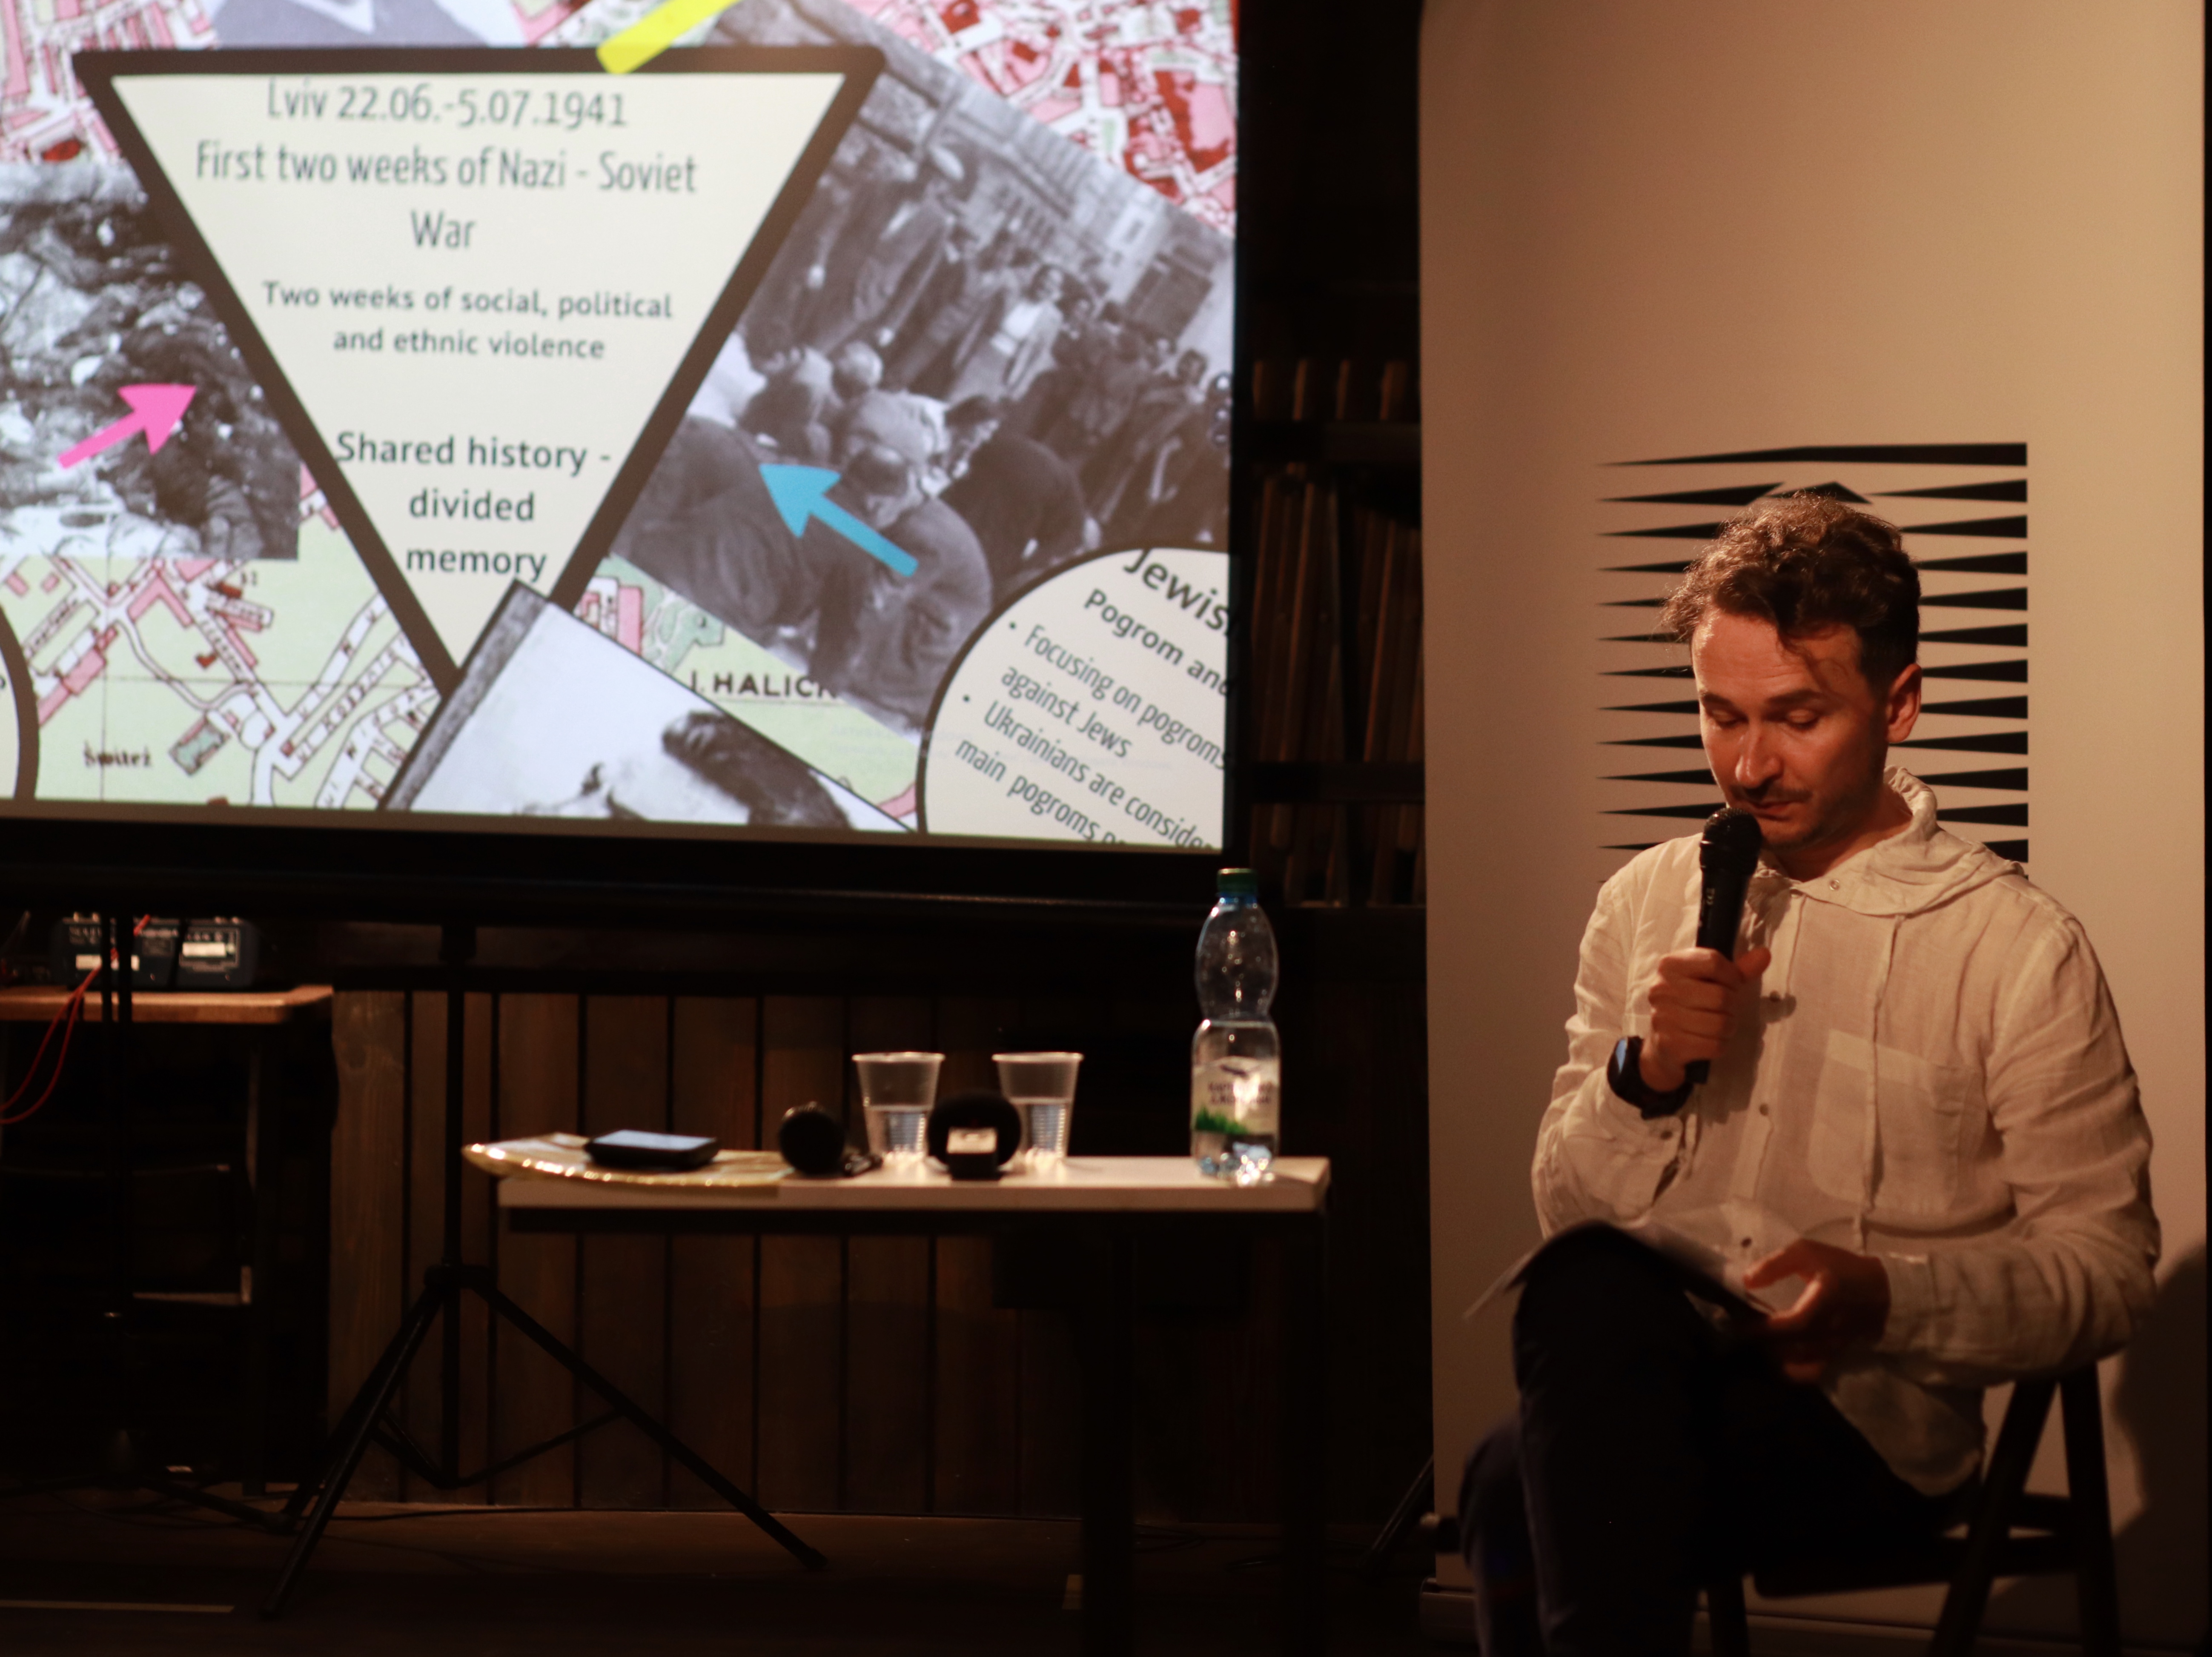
[
  {"xmin": 854, "ymin": 1051, "xmax": 942, "ymax": 1163},
  {"xmin": 993, "ymin": 1051, "xmax": 1082, "ymax": 1163}
]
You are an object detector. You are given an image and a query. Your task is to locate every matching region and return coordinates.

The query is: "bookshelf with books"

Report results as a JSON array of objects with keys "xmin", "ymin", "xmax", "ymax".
[{"xmin": 1241, "ymin": 354, "xmax": 1425, "ymax": 911}]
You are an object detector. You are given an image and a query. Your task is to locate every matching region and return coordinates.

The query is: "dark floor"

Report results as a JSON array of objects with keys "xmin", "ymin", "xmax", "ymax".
[{"xmin": 0, "ymin": 1491, "xmax": 1437, "ymax": 1654}]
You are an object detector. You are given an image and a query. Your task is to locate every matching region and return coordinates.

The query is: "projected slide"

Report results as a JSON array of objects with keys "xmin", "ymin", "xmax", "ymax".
[
  {"xmin": 0, "ymin": 0, "xmax": 1234, "ymax": 849},
  {"xmin": 105, "ymin": 56, "xmax": 860, "ymax": 678}
]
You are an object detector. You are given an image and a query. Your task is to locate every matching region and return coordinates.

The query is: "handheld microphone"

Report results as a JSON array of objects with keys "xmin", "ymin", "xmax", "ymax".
[
  {"xmin": 777, "ymin": 1102, "xmax": 880, "ymax": 1178},
  {"xmin": 1685, "ymin": 806, "xmax": 1763, "ymax": 1087}
]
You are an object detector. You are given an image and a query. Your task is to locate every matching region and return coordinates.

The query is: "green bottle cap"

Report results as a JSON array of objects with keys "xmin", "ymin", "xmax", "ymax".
[{"xmin": 1216, "ymin": 867, "xmax": 1258, "ymax": 898}]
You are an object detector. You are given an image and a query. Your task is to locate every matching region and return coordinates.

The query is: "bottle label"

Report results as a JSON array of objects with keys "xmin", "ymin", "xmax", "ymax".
[{"xmin": 1189, "ymin": 1057, "xmax": 1280, "ymax": 1137}]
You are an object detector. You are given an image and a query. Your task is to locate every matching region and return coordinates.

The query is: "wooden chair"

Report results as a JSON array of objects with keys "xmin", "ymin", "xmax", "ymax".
[{"xmin": 1705, "ymin": 1364, "xmax": 2121, "ymax": 1657}]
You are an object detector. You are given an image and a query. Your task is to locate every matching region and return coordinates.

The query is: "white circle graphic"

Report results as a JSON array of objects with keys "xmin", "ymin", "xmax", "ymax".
[{"xmin": 922, "ymin": 547, "xmax": 1229, "ymax": 847}]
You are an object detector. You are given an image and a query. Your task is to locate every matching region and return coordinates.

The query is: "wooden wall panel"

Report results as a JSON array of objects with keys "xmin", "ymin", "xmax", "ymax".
[
  {"xmin": 390, "ymin": 991, "xmax": 494, "ymax": 1502},
  {"xmin": 327, "ymin": 991, "xmax": 407, "ymax": 1500},
  {"xmin": 755, "ymin": 996, "xmax": 845, "ymax": 1512},
  {"xmin": 932, "ymin": 996, "xmax": 1022, "ymax": 1515},
  {"xmin": 458, "ymin": 991, "xmax": 494, "ymax": 1502},
  {"xmin": 325, "ymin": 978, "xmax": 1411, "ymax": 1526},
  {"xmin": 667, "ymin": 996, "xmax": 759, "ymax": 1508},
  {"xmin": 489, "ymin": 993, "xmax": 580, "ymax": 1507},
  {"xmin": 577, "ymin": 995, "xmax": 672, "ymax": 1508},
  {"xmin": 933, "ymin": 997, "xmax": 1008, "ymax": 1096},
  {"xmin": 842, "ymin": 997, "xmax": 931, "ymax": 1514},
  {"xmin": 1284, "ymin": 971, "xmax": 1429, "ymax": 1519},
  {"xmin": 932, "ymin": 1234, "xmax": 1020, "ymax": 1516},
  {"xmin": 399, "ymin": 990, "xmax": 442, "ymax": 1503},
  {"xmin": 843, "ymin": 1231, "xmax": 929, "ymax": 1513},
  {"xmin": 1133, "ymin": 1316, "xmax": 1204, "ymax": 1523},
  {"xmin": 1017, "ymin": 1309, "xmax": 1082, "ymax": 1516}
]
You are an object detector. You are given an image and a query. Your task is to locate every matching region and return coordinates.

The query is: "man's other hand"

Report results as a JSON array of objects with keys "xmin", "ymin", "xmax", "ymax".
[
  {"xmin": 1745, "ymin": 1239, "xmax": 1891, "ymax": 1383},
  {"xmin": 1638, "ymin": 945, "xmax": 1772, "ymax": 1092}
]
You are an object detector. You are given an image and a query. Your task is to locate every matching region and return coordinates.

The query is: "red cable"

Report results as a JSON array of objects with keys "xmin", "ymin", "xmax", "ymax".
[
  {"xmin": 0, "ymin": 916, "xmax": 152, "ymax": 1127},
  {"xmin": 0, "ymin": 968, "xmax": 93, "ymax": 1125}
]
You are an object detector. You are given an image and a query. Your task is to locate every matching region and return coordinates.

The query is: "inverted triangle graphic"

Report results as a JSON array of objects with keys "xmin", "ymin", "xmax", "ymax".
[{"xmin": 80, "ymin": 47, "xmax": 879, "ymax": 689}]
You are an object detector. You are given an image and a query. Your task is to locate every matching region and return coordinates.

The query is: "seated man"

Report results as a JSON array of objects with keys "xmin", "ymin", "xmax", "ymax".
[
  {"xmin": 1461, "ymin": 496, "xmax": 2158, "ymax": 1655},
  {"xmin": 939, "ymin": 396, "xmax": 1093, "ymax": 604},
  {"xmin": 808, "ymin": 392, "xmax": 993, "ymax": 735},
  {"xmin": 741, "ymin": 340, "xmax": 883, "ymax": 464},
  {"xmin": 608, "ymin": 414, "xmax": 825, "ymax": 644}
]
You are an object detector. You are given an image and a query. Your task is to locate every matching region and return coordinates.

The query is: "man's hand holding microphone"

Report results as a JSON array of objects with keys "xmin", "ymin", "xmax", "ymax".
[
  {"xmin": 1639, "ymin": 944, "xmax": 1891, "ymax": 1376},
  {"xmin": 1631, "ymin": 805, "xmax": 1889, "ymax": 1379},
  {"xmin": 1637, "ymin": 940, "xmax": 1772, "ymax": 1094}
]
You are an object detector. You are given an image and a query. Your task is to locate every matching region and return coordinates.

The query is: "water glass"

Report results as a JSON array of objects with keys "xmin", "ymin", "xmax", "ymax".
[
  {"xmin": 994, "ymin": 1051, "xmax": 1082, "ymax": 1163},
  {"xmin": 854, "ymin": 1050, "xmax": 942, "ymax": 1163}
]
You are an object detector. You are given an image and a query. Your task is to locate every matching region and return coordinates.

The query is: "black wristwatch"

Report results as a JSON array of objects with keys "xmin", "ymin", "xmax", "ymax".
[{"xmin": 1608, "ymin": 1035, "xmax": 1694, "ymax": 1119}]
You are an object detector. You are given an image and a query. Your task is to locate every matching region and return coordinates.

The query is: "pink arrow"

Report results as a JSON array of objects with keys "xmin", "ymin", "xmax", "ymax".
[{"xmin": 56, "ymin": 383, "xmax": 198, "ymax": 470}]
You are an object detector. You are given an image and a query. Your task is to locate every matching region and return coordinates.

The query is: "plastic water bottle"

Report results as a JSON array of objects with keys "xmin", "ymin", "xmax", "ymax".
[{"xmin": 1190, "ymin": 868, "xmax": 1280, "ymax": 1184}]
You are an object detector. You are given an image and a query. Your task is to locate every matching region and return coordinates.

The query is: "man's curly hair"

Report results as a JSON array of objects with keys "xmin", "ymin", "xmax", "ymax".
[{"xmin": 1659, "ymin": 493, "xmax": 1920, "ymax": 690}]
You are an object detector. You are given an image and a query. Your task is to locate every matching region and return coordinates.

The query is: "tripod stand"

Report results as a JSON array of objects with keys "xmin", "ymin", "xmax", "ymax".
[
  {"xmin": 0, "ymin": 913, "xmax": 283, "ymax": 1532},
  {"xmin": 263, "ymin": 923, "xmax": 824, "ymax": 1616}
]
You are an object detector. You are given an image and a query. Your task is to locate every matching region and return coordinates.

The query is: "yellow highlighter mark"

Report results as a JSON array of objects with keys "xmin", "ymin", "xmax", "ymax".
[{"xmin": 597, "ymin": 0, "xmax": 741, "ymax": 74}]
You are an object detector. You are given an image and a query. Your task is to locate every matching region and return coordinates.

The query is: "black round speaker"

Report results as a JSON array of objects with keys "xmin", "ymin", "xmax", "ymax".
[
  {"xmin": 925, "ymin": 1088, "xmax": 1021, "ymax": 1179},
  {"xmin": 776, "ymin": 1102, "xmax": 848, "ymax": 1176}
]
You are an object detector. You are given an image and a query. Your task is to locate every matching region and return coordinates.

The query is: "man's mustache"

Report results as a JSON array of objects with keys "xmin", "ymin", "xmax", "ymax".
[{"xmin": 1735, "ymin": 782, "xmax": 1812, "ymax": 807}]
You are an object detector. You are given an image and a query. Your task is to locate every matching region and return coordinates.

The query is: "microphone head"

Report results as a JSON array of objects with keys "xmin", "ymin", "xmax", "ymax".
[
  {"xmin": 1699, "ymin": 806, "xmax": 1763, "ymax": 873},
  {"xmin": 777, "ymin": 1102, "xmax": 849, "ymax": 1176}
]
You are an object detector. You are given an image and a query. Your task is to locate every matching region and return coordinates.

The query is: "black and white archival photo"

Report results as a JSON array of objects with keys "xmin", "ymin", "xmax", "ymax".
[
  {"xmin": 388, "ymin": 584, "xmax": 905, "ymax": 833},
  {"xmin": 608, "ymin": 0, "xmax": 1234, "ymax": 743},
  {"xmin": 0, "ymin": 167, "xmax": 301, "ymax": 564}
]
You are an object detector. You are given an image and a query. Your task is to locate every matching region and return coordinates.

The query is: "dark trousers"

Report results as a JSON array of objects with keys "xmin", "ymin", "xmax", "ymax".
[{"xmin": 1459, "ymin": 1227, "xmax": 1957, "ymax": 1656}]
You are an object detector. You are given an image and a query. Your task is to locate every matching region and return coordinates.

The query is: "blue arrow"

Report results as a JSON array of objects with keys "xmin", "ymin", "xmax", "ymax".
[{"xmin": 759, "ymin": 464, "xmax": 918, "ymax": 578}]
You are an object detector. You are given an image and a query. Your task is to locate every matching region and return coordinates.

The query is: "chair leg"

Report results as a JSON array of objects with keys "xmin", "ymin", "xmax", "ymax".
[
  {"xmin": 2060, "ymin": 1367, "xmax": 2123, "ymax": 1657},
  {"xmin": 1930, "ymin": 1376, "xmax": 2056, "ymax": 1657},
  {"xmin": 1706, "ymin": 1575, "xmax": 1752, "ymax": 1657}
]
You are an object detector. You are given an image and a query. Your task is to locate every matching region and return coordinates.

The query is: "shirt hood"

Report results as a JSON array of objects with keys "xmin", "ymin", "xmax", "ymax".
[{"xmin": 1754, "ymin": 767, "xmax": 2019, "ymax": 920}]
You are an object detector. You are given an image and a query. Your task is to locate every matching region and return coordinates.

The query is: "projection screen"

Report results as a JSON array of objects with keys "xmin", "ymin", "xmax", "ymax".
[{"xmin": 0, "ymin": 0, "xmax": 1236, "ymax": 854}]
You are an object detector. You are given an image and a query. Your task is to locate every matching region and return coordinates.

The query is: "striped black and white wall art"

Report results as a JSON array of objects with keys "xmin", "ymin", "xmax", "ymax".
[{"xmin": 1596, "ymin": 443, "xmax": 2029, "ymax": 861}]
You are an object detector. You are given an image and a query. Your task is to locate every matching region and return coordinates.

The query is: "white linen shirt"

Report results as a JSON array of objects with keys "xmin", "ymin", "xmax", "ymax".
[{"xmin": 1532, "ymin": 770, "xmax": 2159, "ymax": 1494}]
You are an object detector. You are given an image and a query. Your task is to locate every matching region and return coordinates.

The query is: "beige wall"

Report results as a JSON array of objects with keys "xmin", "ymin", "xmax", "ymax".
[{"xmin": 1420, "ymin": 2, "xmax": 2203, "ymax": 1643}]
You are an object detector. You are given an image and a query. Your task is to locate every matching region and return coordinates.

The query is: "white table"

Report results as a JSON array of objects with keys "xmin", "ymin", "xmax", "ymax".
[
  {"xmin": 496, "ymin": 1152, "xmax": 1329, "ymax": 1215},
  {"xmin": 499, "ymin": 1155, "xmax": 1333, "ymax": 1657}
]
